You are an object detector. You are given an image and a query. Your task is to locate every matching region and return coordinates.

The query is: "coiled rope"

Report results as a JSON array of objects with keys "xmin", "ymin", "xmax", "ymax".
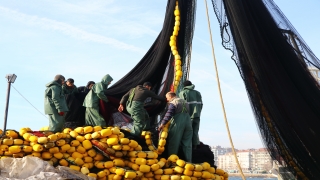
[{"xmin": 203, "ymin": 0, "xmax": 245, "ymax": 179}]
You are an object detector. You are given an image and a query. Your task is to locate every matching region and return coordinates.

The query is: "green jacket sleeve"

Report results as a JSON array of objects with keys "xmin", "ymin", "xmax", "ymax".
[
  {"xmin": 198, "ymin": 92, "xmax": 203, "ymax": 111},
  {"xmin": 61, "ymin": 85, "xmax": 67, "ymax": 95},
  {"xmin": 51, "ymin": 86, "xmax": 63, "ymax": 112},
  {"xmin": 179, "ymin": 91, "xmax": 186, "ymax": 100},
  {"xmin": 149, "ymin": 91, "xmax": 166, "ymax": 102},
  {"xmin": 120, "ymin": 90, "xmax": 131, "ymax": 105},
  {"xmin": 94, "ymin": 83, "xmax": 109, "ymax": 103}
]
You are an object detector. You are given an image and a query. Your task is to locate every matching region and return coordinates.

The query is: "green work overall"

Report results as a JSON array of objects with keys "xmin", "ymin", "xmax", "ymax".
[
  {"xmin": 126, "ymin": 88, "xmax": 150, "ymax": 136},
  {"xmin": 167, "ymin": 102, "xmax": 193, "ymax": 162}
]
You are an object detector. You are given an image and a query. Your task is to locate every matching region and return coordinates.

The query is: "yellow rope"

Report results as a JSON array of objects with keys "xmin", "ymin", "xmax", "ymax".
[{"xmin": 203, "ymin": 0, "xmax": 246, "ymax": 179}]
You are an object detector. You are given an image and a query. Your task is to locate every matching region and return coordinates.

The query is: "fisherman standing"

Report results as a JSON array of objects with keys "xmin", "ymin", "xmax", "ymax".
[
  {"xmin": 118, "ymin": 82, "xmax": 166, "ymax": 136},
  {"xmin": 44, "ymin": 74, "xmax": 69, "ymax": 132},
  {"xmin": 158, "ymin": 92, "xmax": 193, "ymax": 162},
  {"xmin": 62, "ymin": 78, "xmax": 78, "ymax": 95},
  {"xmin": 179, "ymin": 80, "xmax": 203, "ymax": 149},
  {"xmin": 83, "ymin": 74, "xmax": 113, "ymax": 127}
]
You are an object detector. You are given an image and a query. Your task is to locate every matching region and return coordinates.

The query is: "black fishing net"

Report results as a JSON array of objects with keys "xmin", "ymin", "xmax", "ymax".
[
  {"xmin": 65, "ymin": 0, "xmax": 196, "ymax": 130},
  {"xmin": 103, "ymin": 0, "xmax": 196, "ymax": 128},
  {"xmin": 212, "ymin": 0, "xmax": 320, "ymax": 179},
  {"xmin": 106, "ymin": 0, "xmax": 196, "ymax": 99}
]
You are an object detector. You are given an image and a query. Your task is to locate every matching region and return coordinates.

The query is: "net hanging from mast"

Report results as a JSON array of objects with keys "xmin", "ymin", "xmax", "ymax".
[
  {"xmin": 65, "ymin": 0, "xmax": 197, "ymax": 132},
  {"xmin": 211, "ymin": 0, "xmax": 320, "ymax": 179}
]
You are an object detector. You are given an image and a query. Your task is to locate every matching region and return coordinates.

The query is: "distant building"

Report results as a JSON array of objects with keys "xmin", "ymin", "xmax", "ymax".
[
  {"xmin": 216, "ymin": 148, "xmax": 273, "ymax": 173},
  {"xmin": 251, "ymin": 148, "xmax": 273, "ymax": 173},
  {"xmin": 211, "ymin": 146, "xmax": 233, "ymax": 164},
  {"xmin": 308, "ymin": 67, "xmax": 320, "ymax": 84}
]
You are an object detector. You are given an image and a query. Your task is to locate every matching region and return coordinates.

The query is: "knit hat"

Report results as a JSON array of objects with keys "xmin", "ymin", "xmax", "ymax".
[{"xmin": 183, "ymin": 80, "xmax": 192, "ymax": 87}]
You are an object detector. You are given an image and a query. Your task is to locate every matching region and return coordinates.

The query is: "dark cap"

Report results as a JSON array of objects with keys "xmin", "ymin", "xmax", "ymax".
[
  {"xmin": 143, "ymin": 82, "xmax": 152, "ymax": 87},
  {"xmin": 183, "ymin": 80, "xmax": 192, "ymax": 87}
]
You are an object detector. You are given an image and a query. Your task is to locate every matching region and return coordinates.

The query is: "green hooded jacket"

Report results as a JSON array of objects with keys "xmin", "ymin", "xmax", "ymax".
[
  {"xmin": 44, "ymin": 80, "xmax": 69, "ymax": 114},
  {"xmin": 179, "ymin": 84, "xmax": 203, "ymax": 118},
  {"xmin": 83, "ymin": 74, "xmax": 113, "ymax": 108}
]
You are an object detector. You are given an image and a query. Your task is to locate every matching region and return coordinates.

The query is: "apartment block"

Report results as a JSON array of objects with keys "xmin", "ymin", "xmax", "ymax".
[
  {"xmin": 215, "ymin": 147, "xmax": 273, "ymax": 173},
  {"xmin": 211, "ymin": 146, "xmax": 233, "ymax": 163}
]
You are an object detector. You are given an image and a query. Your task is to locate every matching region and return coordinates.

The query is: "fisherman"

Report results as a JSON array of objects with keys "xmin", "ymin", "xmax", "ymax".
[
  {"xmin": 179, "ymin": 80, "xmax": 203, "ymax": 149},
  {"xmin": 78, "ymin": 81, "xmax": 95, "ymax": 94},
  {"xmin": 158, "ymin": 92, "xmax": 193, "ymax": 162},
  {"xmin": 118, "ymin": 82, "xmax": 166, "ymax": 136},
  {"xmin": 83, "ymin": 74, "xmax": 113, "ymax": 127},
  {"xmin": 64, "ymin": 79, "xmax": 93, "ymax": 129},
  {"xmin": 62, "ymin": 78, "xmax": 78, "ymax": 95},
  {"xmin": 44, "ymin": 74, "xmax": 69, "ymax": 132}
]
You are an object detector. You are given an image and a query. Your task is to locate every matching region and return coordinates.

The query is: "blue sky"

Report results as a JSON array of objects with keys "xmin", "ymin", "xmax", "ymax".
[{"xmin": 0, "ymin": 0, "xmax": 319, "ymax": 149}]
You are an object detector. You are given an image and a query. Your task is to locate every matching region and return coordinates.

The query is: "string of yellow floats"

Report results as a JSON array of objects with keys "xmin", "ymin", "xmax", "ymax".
[{"xmin": 169, "ymin": 1, "xmax": 183, "ymax": 92}]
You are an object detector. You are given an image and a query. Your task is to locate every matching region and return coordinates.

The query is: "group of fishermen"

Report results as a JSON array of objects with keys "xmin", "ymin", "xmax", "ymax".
[{"xmin": 44, "ymin": 74, "xmax": 203, "ymax": 162}]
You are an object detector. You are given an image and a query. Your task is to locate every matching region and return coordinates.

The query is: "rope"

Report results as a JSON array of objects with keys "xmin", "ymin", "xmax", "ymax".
[
  {"xmin": 186, "ymin": 46, "xmax": 192, "ymax": 80},
  {"xmin": 203, "ymin": 0, "xmax": 246, "ymax": 179},
  {"xmin": 11, "ymin": 85, "xmax": 48, "ymax": 120}
]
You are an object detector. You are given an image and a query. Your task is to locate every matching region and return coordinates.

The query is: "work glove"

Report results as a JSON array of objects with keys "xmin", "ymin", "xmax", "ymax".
[{"xmin": 59, "ymin": 112, "xmax": 64, "ymax": 116}]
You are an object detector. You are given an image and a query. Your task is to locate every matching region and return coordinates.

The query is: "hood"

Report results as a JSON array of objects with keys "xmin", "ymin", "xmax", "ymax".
[
  {"xmin": 101, "ymin": 74, "xmax": 113, "ymax": 85},
  {"xmin": 184, "ymin": 84, "xmax": 195, "ymax": 90},
  {"xmin": 46, "ymin": 80, "xmax": 61, "ymax": 87}
]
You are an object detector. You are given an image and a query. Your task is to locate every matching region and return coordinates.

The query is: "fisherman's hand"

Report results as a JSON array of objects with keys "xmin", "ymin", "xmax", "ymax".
[
  {"xmin": 158, "ymin": 124, "xmax": 164, "ymax": 131},
  {"xmin": 58, "ymin": 112, "xmax": 64, "ymax": 116},
  {"xmin": 118, "ymin": 104, "xmax": 124, "ymax": 112}
]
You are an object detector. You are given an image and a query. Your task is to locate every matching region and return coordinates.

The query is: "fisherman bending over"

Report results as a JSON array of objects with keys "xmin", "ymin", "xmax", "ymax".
[
  {"xmin": 158, "ymin": 92, "xmax": 193, "ymax": 162},
  {"xmin": 118, "ymin": 82, "xmax": 166, "ymax": 136},
  {"xmin": 83, "ymin": 74, "xmax": 113, "ymax": 127}
]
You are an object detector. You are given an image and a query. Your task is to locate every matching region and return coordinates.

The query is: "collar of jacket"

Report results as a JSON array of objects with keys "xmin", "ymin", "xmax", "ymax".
[{"xmin": 169, "ymin": 97, "xmax": 178, "ymax": 103}]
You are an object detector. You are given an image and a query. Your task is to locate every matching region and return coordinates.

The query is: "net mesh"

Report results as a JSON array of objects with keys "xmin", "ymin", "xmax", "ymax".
[
  {"xmin": 212, "ymin": 0, "xmax": 320, "ymax": 178},
  {"xmin": 106, "ymin": 0, "xmax": 196, "ymax": 98},
  {"xmin": 65, "ymin": 0, "xmax": 196, "ymax": 134}
]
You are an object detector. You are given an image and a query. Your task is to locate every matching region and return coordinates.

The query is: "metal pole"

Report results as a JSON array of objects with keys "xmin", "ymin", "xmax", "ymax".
[{"xmin": 3, "ymin": 82, "xmax": 11, "ymax": 133}]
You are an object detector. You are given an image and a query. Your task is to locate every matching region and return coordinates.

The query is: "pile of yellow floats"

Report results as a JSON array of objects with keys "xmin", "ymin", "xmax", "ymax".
[
  {"xmin": 169, "ymin": 1, "xmax": 183, "ymax": 92},
  {"xmin": 0, "ymin": 125, "xmax": 229, "ymax": 180}
]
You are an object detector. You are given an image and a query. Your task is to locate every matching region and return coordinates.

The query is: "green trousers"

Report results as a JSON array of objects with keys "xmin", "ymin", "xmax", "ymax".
[
  {"xmin": 126, "ymin": 101, "xmax": 149, "ymax": 136},
  {"xmin": 167, "ymin": 112, "xmax": 193, "ymax": 162},
  {"xmin": 191, "ymin": 117, "xmax": 200, "ymax": 146},
  {"xmin": 85, "ymin": 107, "xmax": 106, "ymax": 127},
  {"xmin": 49, "ymin": 111, "xmax": 65, "ymax": 132}
]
